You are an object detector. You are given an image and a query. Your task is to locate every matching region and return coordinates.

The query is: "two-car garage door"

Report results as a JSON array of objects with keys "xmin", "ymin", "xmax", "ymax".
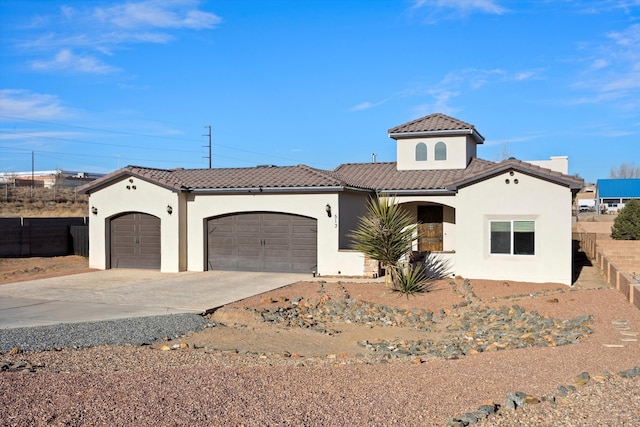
[{"xmin": 207, "ymin": 212, "xmax": 317, "ymax": 273}]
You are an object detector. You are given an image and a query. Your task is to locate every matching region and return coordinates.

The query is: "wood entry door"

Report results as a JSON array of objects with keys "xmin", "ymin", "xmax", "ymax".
[{"xmin": 418, "ymin": 206, "xmax": 443, "ymax": 252}]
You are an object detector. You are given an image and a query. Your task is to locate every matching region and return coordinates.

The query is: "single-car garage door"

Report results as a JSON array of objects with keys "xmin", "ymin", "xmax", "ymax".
[
  {"xmin": 207, "ymin": 212, "xmax": 317, "ymax": 273},
  {"xmin": 110, "ymin": 212, "xmax": 161, "ymax": 269}
]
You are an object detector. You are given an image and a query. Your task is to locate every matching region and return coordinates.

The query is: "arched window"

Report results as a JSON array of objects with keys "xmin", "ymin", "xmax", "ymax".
[
  {"xmin": 435, "ymin": 141, "xmax": 447, "ymax": 161},
  {"xmin": 415, "ymin": 142, "xmax": 427, "ymax": 161}
]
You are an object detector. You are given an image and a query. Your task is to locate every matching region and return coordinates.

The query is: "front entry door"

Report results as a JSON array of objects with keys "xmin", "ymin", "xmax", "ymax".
[{"xmin": 418, "ymin": 206, "xmax": 443, "ymax": 251}]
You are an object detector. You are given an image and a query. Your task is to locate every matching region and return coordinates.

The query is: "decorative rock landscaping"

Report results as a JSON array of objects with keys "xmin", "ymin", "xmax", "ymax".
[
  {"xmin": 247, "ymin": 289, "xmax": 594, "ymax": 361},
  {"xmin": 446, "ymin": 367, "xmax": 640, "ymax": 426}
]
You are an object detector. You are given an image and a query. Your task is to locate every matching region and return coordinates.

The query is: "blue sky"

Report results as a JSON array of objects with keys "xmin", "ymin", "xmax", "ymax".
[{"xmin": 1, "ymin": 0, "xmax": 638, "ymax": 183}]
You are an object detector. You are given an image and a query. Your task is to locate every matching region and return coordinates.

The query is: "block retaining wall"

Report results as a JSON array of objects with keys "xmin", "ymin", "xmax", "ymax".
[{"xmin": 575, "ymin": 232, "xmax": 640, "ymax": 310}]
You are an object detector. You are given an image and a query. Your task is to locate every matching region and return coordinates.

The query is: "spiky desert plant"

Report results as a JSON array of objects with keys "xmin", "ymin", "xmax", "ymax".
[
  {"xmin": 389, "ymin": 264, "xmax": 431, "ymax": 296},
  {"xmin": 349, "ymin": 195, "xmax": 417, "ymax": 286}
]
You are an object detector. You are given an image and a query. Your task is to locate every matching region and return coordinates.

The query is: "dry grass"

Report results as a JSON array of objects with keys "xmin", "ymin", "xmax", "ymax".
[{"xmin": 0, "ymin": 186, "xmax": 88, "ymax": 217}]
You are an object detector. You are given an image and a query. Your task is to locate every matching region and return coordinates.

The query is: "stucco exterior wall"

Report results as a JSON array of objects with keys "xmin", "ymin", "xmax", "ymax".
[
  {"xmin": 86, "ymin": 175, "xmax": 183, "ymax": 272},
  {"xmin": 396, "ymin": 135, "xmax": 477, "ymax": 171},
  {"xmin": 338, "ymin": 191, "xmax": 371, "ymax": 249},
  {"xmin": 186, "ymin": 192, "xmax": 363, "ymax": 276},
  {"xmin": 454, "ymin": 171, "xmax": 573, "ymax": 285}
]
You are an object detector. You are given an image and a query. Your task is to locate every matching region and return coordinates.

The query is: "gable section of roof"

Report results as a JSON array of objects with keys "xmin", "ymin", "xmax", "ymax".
[
  {"xmin": 445, "ymin": 159, "xmax": 584, "ymax": 191},
  {"xmin": 388, "ymin": 113, "xmax": 485, "ymax": 144},
  {"xmin": 77, "ymin": 165, "xmax": 189, "ymax": 194}
]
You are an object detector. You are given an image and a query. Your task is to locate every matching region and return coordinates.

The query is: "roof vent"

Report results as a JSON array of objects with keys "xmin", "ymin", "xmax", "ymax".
[
  {"xmin": 508, "ymin": 157, "xmax": 516, "ymax": 160},
  {"xmin": 256, "ymin": 164, "xmax": 277, "ymax": 168}
]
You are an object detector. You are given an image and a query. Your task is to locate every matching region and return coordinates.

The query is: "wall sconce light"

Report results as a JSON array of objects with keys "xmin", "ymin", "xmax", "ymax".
[
  {"xmin": 325, "ymin": 204, "xmax": 332, "ymax": 217},
  {"xmin": 91, "ymin": 206, "xmax": 98, "ymax": 215},
  {"xmin": 167, "ymin": 205, "xmax": 173, "ymax": 215}
]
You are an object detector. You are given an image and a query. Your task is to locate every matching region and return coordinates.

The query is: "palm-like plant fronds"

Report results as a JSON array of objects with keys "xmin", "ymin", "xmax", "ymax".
[{"xmin": 349, "ymin": 195, "xmax": 417, "ymax": 284}]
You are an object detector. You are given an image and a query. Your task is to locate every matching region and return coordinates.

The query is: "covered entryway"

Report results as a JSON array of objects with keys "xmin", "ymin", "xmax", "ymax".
[
  {"xmin": 418, "ymin": 205, "xmax": 443, "ymax": 251},
  {"xmin": 109, "ymin": 213, "xmax": 161, "ymax": 269},
  {"xmin": 207, "ymin": 212, "xmax": 317, "ymax": 273}
]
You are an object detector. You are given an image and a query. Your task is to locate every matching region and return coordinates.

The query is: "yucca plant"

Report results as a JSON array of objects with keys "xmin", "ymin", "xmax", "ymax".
[
  {"xmin": 349, "ymin": 195, "xmax": 417, "ymax": 287},
  {"xmin": 389, "ymin": 264, "xmax": 431, "ymax": 296}
]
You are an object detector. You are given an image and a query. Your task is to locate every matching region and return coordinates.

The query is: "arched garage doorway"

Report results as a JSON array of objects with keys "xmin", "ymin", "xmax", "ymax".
[
  {"xmin": 109, "ymin": 212, "xmax": 161, "ymax": 269},
  {"xmin": 207, "ymin": 212, "xmax": 317, "ymax": 273}
]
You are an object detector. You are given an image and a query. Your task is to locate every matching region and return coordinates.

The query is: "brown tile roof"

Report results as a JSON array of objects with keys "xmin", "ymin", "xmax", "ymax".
[
  {"xmin": 78, "ymin": 164, "xmax": 373, "ymax": 194},
  {"xmin": 79, "ymin": 157, "xmax": 583, "ymax": 195},
  {"xmin": 334, "ymin": 158, "xmax": 497, "ymax": 192},
  {"xmin": 172, "ymin": 164, "xmax": 372, "ymax": 191},
  {"xmin": 335, "ymin": 158, "xmax": 583, "ymax": 193},
  {"xmin": 77, "ymin": 166, "xmax": 190, "ymax": 194},
  {"xmin": 388, "ymin": 113, "xmax": 485, "ymax": 144}
]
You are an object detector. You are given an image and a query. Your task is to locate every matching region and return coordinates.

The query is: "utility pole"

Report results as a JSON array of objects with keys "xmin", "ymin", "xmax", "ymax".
[
  {"xmin": 31, "ymin": 150, "xmax": 34, "ymax": 199},
  {"xmin": 203, "ymin": 125, "xmax": 212, "ymax": 169}
]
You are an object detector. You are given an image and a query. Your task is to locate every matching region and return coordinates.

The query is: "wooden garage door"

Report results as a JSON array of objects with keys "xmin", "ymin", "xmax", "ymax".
[
  {"xmin": 207, "ymin": 212, "xmax": 317, "ymax": 273},
  {"xmin": 110, "ymin": 213, "xmax": 161, "ymax": 269}
]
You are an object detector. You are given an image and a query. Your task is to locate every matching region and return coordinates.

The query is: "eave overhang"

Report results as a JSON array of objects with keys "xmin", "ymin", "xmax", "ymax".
[
  {"xmin": 445, "ymin": 164, "xmax": 583, "ymax": 192},
  {"xmin": 190, "ymin": 185, "xmax": 373, "ymax": 195},
  {"xmin": 388, "ymin": 128, "xmax": 485, "ymax": 145}
]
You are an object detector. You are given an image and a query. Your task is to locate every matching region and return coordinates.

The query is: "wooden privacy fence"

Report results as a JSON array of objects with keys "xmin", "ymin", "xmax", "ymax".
[{"xmin": 0, "ymin": 217, "xmax": 89, "ymax": 257}]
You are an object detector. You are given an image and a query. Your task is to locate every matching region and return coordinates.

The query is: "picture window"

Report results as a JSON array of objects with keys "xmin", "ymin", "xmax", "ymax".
[{"xmin": 490, "ymin": 220, "xmax": 535, "ymax": 255}]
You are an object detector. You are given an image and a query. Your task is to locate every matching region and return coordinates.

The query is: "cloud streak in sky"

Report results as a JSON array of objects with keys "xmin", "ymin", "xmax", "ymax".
[
  {"xmin": 411, "ymin": 0, "xmax": 507, "ymax": 21},
  {"xmin": 12, "ymin": 0, "xmax": 221, "ymax": 74},
  {"xmin": 31, "ymin": 49, "xmax": 120, "ymax": 74},
  {"xmin": 0, "ymin": 89, "xmax": 71, "ymax": 120}
]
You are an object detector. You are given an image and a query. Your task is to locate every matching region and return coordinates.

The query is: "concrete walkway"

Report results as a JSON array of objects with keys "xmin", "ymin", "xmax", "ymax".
[{"xmin": 0, "ymin": 269, "xmax": 308, "ymax": 329}]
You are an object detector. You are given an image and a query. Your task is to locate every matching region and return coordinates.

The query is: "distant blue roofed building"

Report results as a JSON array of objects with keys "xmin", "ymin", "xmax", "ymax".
[{"xmin": 597, "ymin": 178, "xmax": 640, "ymax": 213}]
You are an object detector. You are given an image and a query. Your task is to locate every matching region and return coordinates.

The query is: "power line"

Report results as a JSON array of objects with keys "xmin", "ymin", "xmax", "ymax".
[
  {"xmin": 0, "ymin": 114, "xmax": 202, "ymax": 144},
  {"xmin": 0, "ymin": 130, "xmax": 202, "ymax": 153},
  {"xmin": 0, "ymin": 114, "xmax": 335, "ymax": 168}
]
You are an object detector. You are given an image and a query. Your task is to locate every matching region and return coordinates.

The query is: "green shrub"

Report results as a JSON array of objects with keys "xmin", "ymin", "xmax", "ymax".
[{"xmin": 611, "ymin": 199, "xmax": 640, "ymax": 240}]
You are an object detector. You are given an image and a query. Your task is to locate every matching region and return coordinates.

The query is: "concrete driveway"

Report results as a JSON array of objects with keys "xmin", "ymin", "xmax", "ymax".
[{"xmin": 0, "ymin": 269, "xmax": 309, "ymax": 329}]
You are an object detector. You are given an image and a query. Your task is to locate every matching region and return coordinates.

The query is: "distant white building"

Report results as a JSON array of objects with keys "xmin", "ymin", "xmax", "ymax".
[{"xmin": 0, "ymin": 170, "xmax": 104, "ymax": 189}]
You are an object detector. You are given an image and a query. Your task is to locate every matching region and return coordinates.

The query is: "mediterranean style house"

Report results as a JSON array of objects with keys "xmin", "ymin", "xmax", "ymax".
[{"xmin": 79, "ymin": 113, "xmax": 583, "ymax": 285}]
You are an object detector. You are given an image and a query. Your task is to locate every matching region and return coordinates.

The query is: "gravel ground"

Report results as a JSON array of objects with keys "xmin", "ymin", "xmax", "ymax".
[
  {"xmin": 1, "ymin": 281, "xmax": 639, "ymax": 426},
  {"xmin": 0, "ymin": 314, "xmax": 211, "ymax": 353}
]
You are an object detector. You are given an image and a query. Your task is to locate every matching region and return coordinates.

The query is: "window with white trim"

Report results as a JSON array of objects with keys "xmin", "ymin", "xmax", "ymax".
[{"xmin": 490, "ymin": 220, "xmax": 535, "ymax": 255}]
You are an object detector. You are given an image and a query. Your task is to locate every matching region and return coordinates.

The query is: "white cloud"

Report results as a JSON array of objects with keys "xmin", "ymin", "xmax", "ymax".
[
  {"xmin": 14, "ymin": 0, "xmax": 221, "ymax": 75},
  {"xmin": 0, "ymin": 89, "xmax": 70, "ymax": 120},
  {"xmin": 411, "ymin": 0, "xmax": 507, "ymax": 20},
  {"xmin": 590, "ymin": 58, "xmax": 609, "ymax": 70},
  {"xmin": 30, "ymin": 49, "xmax": 120, "ymax": 74},
  {"xmin": 348, "ymin": 100, "xmax": 387, "ymax": 112},
  {"xmin": 93, "ymin": 1, "xmax": 221, "ymax": 30},
  {"xmin": 572, "ymin": 23, "xmax": 640, "ymax": 104}
]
